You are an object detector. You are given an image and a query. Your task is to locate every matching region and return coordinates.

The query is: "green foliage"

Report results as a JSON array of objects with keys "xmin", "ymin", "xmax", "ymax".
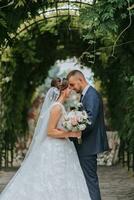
[
  {"xmin": 80, "ymin": 0, "xmax": 134, "ymax": 150},
  {"xmin": 122, "ymin": 75, "xmax": 134, "ymax": 150},
  {"xmin": 0, "ymin": 0, "xmax": 45, "ymax": 45},
  {"xmin": 15, "ymin": 0, "xmax": 26, "ymax": 8},
  {"xmin": 0, "ymin": 11, "xmax": 7, "ymax": 28},
  {"xmin": 15, "ymin": 0, "xmax": 38, "ymax": 7},
  {"xmin": 0, "ymin": 16, "xmax": 87, "ymax": 152},
  {"xmin": 0, "ymin": 0, "xmax": 134, "ymax": 154}
]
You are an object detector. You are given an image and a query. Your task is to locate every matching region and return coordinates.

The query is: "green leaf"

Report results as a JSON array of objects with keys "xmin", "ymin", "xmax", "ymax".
[
  {"xmin": 15, "ymin": 0, "xmax": 26, "ymax": 8},
  {"xmin": 0, "ymin": 18, "xmax": 7, "ymax": 28}
]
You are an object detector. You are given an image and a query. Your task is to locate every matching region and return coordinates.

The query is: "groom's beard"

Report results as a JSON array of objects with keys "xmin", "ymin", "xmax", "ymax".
[
  {"xmin": 76, "ymin": 88, "xmax": 82, "ymax": 94},
  {"xmin": 77, "ymin": 91, "xmax": 81, "ymax": 94}
]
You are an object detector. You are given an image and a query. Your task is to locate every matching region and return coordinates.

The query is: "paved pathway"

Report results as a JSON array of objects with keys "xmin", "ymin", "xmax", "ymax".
[
  {"xmin": 0, "ymin": 165, "xmax": 134, "ymax": 200},
  {"xmin": 98, "ymin": 165, "xmax": 134, "ymax": 200}
]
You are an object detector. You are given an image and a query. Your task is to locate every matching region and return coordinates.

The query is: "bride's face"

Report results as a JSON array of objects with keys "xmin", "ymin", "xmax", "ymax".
[{"xmin": 64, "ymin": 87, "xmax": 72, "ymax": 98}]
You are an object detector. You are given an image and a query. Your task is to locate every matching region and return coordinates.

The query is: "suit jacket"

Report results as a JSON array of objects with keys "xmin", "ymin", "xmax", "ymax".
[{"xmin": 73, "ymin": 86, "xmax": 109, "ymax": 156}]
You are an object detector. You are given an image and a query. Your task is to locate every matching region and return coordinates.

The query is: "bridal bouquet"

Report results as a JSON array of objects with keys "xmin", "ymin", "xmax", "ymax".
[{"xmin": 62, "ymin": 103, "xmax": 91, "ymax": 144}]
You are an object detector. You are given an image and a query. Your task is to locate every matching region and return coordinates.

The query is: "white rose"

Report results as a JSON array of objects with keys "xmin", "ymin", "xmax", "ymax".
[
  {"xmin": 79, "ymin": 124, "xmax": 86, "ymax": 131},
  {"xmin": 77, "ymin": 102, "xmax": 82, "ymax": 107},
  {"xmin": 72, "ymin": 126, "xmax": 78, "ymax": 132},
  {"xmin": 66, "ymin": 122, "xmax": 73, "ymax": 130},
  {"xmin": 68, "ymin": 111, "xmax": 75, "ymax": 118}
]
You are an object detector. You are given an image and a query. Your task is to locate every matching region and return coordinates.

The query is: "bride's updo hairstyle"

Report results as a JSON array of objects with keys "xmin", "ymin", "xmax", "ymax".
[
  {"xmin": 59, "ymin": 78, "xmax": 68, "ymax": 92},
  {"xmin": 51, "ymin": 78, "xmax": 68, "ymax": 93},
  {"xmin": 51, "ymin": 77, "xmax": 61, "ymax": 89}
]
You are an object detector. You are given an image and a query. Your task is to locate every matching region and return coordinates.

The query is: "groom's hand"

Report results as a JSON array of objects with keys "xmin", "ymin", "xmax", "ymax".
[{"xmin": 69, "ymin": 131, "xmax": 81, "ymax": 138}]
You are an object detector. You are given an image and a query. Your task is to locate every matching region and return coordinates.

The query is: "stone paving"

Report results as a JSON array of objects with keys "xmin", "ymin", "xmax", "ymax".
[
  {"xmin": 0, "ymin": 165, "xmax": 134, "ymax": 200},
  {"xmin": 98, "ymin": 165, "xmax": 134, "ymax": 200}
]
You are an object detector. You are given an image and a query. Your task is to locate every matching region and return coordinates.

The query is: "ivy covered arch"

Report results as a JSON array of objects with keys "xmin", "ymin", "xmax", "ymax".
[
  {"xmin": 0, "ymin": 0, "xmax": 134, "ymax": 170},
  {"xmin": 0, "ymin": 15, "xmax": 90, "ymax": 167}
]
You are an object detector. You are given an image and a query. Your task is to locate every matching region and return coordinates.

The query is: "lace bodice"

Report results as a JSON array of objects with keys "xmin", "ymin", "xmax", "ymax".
[{"xmin": 53, "ymin": 102, "xmax": 67, "ymax": 131}]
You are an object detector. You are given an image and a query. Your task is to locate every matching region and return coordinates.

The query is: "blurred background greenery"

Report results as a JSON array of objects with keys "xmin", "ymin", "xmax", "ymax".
[{"xmin": 0, "ymin": 0, "xmax": 134, "ymax": 167}]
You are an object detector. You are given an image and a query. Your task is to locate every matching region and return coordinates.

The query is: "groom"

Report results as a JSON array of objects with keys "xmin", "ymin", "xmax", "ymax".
[{"xmin": 67, "ymin": 70, "xmax": 109, "ymax": 200}]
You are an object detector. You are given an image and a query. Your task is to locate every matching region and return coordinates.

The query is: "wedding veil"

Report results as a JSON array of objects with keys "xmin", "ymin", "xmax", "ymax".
[
  {"xmin": 23, "ymin": 86, "xmax": 60, "ymax": 161},
  {"xmin": 0, "ymin": 87, "xmax": 60, "ymax": 197}
]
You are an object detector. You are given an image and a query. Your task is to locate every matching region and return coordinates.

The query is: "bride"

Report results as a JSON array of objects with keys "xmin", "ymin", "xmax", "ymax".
[{"xmin": 0, "ymin": 79, "xmax": 91, "ymax": 200}]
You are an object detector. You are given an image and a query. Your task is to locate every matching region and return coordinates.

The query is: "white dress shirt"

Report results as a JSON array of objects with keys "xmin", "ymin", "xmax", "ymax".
[{"xmin": 81, "ymin": 84, "xmax": 90, "ymax": 101}]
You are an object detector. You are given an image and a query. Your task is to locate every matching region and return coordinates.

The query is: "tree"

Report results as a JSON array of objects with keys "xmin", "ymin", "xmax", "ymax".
[{"xmin": 79, "ymin": 0, "xmax": 134, "ymax": 149}]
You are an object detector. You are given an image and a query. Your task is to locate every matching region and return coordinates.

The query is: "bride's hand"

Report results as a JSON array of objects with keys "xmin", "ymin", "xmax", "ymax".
[
  {"xmin": 69, "ymin": 131, "xmax": 81, "ymax": 138},
  {"xmin": 56, "ymin": 129, "xmax": 81, "ymax": 138}
]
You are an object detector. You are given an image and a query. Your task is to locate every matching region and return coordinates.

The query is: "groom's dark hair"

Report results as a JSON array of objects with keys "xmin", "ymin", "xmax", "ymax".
[{"xmin": 67, "ymin": 70, "xmax": 85, "ymax": 80}]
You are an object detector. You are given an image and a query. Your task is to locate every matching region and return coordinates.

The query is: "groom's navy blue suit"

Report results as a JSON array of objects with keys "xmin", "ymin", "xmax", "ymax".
[{"xmin": 73, "ymin": 86, "xmax": 109, "ymax": 200}]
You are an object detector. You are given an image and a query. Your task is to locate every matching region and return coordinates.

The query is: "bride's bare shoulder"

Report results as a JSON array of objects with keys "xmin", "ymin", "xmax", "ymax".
[{"xmin": 50, "ymin": 102, "xmax": 63, "ymax": 114}]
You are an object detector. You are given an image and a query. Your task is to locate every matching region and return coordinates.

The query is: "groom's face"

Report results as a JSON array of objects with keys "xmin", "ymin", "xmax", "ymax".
[{"xmin": 68, "ymin": 76, "xmax": 82, "ymax": 93}]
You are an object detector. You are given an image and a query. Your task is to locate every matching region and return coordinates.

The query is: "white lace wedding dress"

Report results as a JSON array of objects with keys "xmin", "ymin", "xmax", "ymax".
[{"xmin": 0, "ymin": 102, "xmax": 91, "ymax": 200}]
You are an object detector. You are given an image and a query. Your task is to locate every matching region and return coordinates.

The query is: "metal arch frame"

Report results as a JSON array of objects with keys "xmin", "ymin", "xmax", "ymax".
[
  {"xmin": 40, "ymin": 0, "xmax": 93, "ymax": 8},
  {"xmin": 15, "ymin": 10, "xmax": 79, "ymax": 36},
  {"xmin": 0, "ymin": 0, "xmax": 94, "ymax": 169},
  {"xmin": 11, "ymin": 0, "xmax": 93, "ymax": 40}
]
